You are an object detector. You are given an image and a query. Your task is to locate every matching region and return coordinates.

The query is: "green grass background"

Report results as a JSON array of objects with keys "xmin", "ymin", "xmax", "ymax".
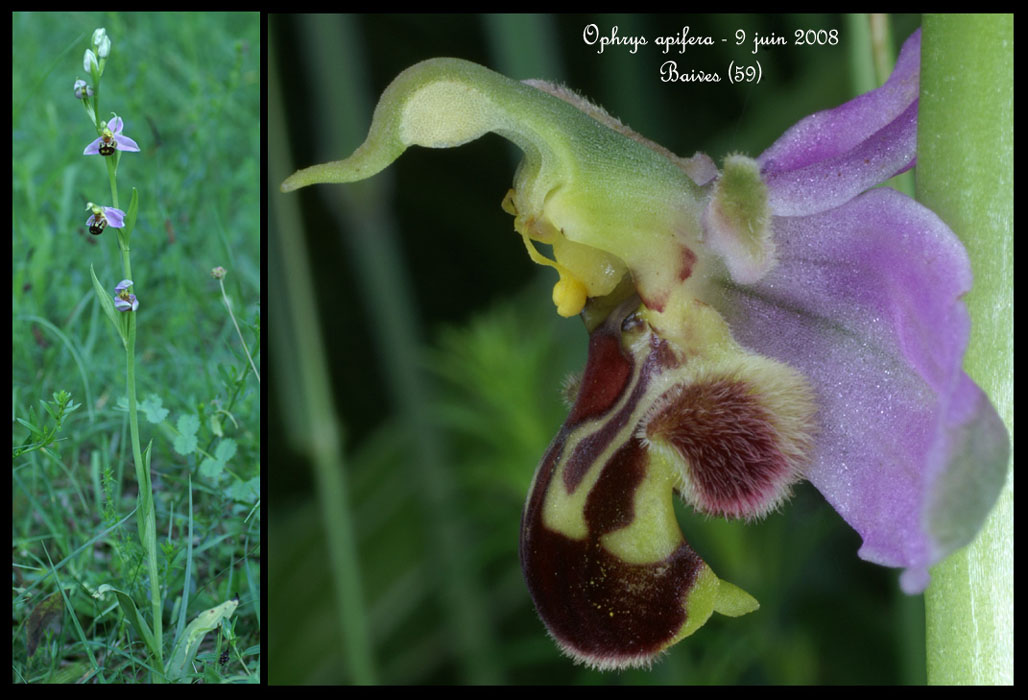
[
  {"xmin": 270, "ymin": 14, "xmax": 930, "ymax": 684},
  {"xmin": 13, "ymin": 12, "xmax": 260, "ymax": 682}
]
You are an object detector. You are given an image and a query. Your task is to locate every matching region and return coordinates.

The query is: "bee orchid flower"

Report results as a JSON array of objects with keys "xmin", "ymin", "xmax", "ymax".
[
  {"xmin": 84, "ymin": 115, "xmax": 140, "ymax": 157},
  {"xmin": 84, "ymin": 202, "xmax": 125, "ymax": 236},
  {"xmin": 281, "ymin": 28, "xmax": 1009, "ymax": 669}
]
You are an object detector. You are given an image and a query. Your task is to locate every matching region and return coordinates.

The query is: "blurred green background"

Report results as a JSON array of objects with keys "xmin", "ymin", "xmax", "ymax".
[
  {"xmin": 13, "ymin": 12, "xmax": 260, "ymax": 681},
  {"xmin": 270, "ymin": 13, "xmax": 925, "ymax": 684}
]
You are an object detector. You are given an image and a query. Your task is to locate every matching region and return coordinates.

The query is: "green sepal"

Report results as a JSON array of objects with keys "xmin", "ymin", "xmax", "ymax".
[
  {"xmin": 281, "ymin": 57, "xmax": 708, "ymax": 316},
  {"xmin": 166, "ymin": 598, "xmax": 239, "ymax": 681},
  {"xmin": 90, "ymin": 264, "xmax": 128, "ymax": 348}
]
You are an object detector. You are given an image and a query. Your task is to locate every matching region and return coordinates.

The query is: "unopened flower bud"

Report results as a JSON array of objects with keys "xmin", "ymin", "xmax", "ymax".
[
  {"xmin": 83, "ymin": 49, "xmax": 99, "ymax": 74},
  {"xmin": 97, "ymin": 35, "xmax": 110, "ymax": 58},
  {"xmin": 211, "ymin": 266, "xmax": 227, "ymax": 279}
]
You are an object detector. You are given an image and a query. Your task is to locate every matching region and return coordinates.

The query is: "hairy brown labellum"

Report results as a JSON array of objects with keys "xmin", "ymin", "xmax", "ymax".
[{"xmin": 520, "ymin": 297, "xmax": 813, "ymax": 668}]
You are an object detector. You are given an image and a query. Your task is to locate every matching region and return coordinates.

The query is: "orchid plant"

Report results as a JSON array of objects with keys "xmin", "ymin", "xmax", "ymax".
[
  {"xmin": 76, "ymin": 27, "xmax": 165, "ymax": 678},
  {"xmin": 282, "ymin": 27, "xmax": 1008, "ymax": 671},
  {"xmin": 75, "ymin": 26, "xmax": 244, "ymax": 681}
]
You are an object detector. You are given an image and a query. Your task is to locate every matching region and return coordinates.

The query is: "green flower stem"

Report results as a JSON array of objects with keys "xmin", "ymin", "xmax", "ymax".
[
  {"xmin": 125, "ymin": 311, "xmax": 164, "ymax": 677},
  {"xmin": 107, "ymin": 157, "xmax": 119, "ymax": 210},
  {"xmin": 109, "ymin": 146, "xmax": 163, "ymax": 677},
  {"xmin": 917, "ymin": 14, "xmax": 1013, "ymax": 685}
]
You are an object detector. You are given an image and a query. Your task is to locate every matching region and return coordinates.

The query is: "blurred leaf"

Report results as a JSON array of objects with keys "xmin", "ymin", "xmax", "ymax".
[
  {"xmin": 140, "ymin": 394, "xmax": 170, "ymax": 424},
  {"xmin": 227, "ymin": 475, "xmax": 259, "ymax": 504},
  {"xmin": 26, "ymin": 591, "xmax": 64, "ymax": 657},
  {"xmin": 174, "ymin": 413, "xmax": 200, "ymax": 455},
  {"xmin": 215, "ymin": 438, "xmax": 238, "ymax": 463}
]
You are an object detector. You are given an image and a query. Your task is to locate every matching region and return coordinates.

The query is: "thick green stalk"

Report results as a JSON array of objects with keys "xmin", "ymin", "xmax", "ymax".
[
  {"xmin": 107, "ymin": 156, "xmax": 119, "ymax": 210},
  {"xmin": 917, "ymin": 14, "xmax": 1013, "ymax": 685},
  {"xmin": 125, "ymin": 314, "xmax": 163, "ymax": 674},
  {"xmin": 121, "ymin": 236, "xmax": 164, "ymax": 678},
  {"xmin": 111, "ymin": 150, "xmax": 163, "ymax": 676}
]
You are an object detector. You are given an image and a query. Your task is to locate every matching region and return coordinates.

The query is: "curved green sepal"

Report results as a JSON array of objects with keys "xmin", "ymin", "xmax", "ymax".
[{"xmin": 281, "ymin": 58, "xmax": 712, "ymax": 317}]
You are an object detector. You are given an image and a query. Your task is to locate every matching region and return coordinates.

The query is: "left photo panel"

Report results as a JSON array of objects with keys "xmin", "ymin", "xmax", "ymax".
[{"xmin": 12, "ymin": 12, "xmax": 260, "ymax": 683}]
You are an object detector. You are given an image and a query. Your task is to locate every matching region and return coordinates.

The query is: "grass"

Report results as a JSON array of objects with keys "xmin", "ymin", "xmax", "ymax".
[{"xmin": 12, "ymin": 12, "xmax": 260, "ymax": 683}]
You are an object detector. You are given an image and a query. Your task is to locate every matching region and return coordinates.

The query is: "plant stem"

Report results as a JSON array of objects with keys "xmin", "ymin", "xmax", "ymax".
[
  {"xmin": 125, "ymin": 311, "xmax": 164, "ymax": 677},
  {"xmin": 917, "ymin": 13, "xmax": 1013, "ymax": 685},
  {"xmin": 219, "ymin": 278, "xmax": 259, "ymax": 384},
  {"xmin": 113, "ymin": 168, "xmax": 163, "ymax": 677}
]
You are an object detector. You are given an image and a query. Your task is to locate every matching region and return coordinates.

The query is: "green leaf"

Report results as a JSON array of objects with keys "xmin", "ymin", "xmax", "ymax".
[
  {"xmin": 140, "ymin": 394, "xmax": 170, "ymax": 424},
  {"xmin": 174, "ymin": 414, "xmax": 200, "ymax": 455},
  {"xmin": 90, "ymin": 264, "xmax": 127, "ymax": 347},
  {"xmin": 173, "ymin": 433, "xmax": 198, "ymax": 456},
  {"xmin": 93, "ymin": 584, "xmax": 158, "ymax": 659},
  {"xmin": 166, "ymin": 599, "xmax": 239, "ymax": 681},
  {"xmin": 178, "ymin": 413, "xmax": 200, "ymax": 436},
  {"xmin": 199, "ymin": 457, "xmax": 224, "ymax": 480},
  {"xmin": 214, "ymin": 438, "xmax": 237, "ymax": 463},
  {"xmin": 136, "ymin": 442, "xmax": 155, "ymax": 550},
  {"xmin": 227, "ymin": 475, "xmax": 259, "ymax": 504}
]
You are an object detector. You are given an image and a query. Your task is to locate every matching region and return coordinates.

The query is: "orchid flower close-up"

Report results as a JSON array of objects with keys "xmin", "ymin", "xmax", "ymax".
[
  {"xmin": 275, "ymin": 15, "xmax": 1010, "ymax": 682},
  {"xmin": 83, "ymin": 115, "xmax": 140, "ymax": 156}
]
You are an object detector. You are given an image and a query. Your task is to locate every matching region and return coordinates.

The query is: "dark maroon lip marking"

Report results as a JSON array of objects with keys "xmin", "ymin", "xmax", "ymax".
[
  {"xmin": 565, "ymin": 328, "xmax": 631, "ymax": 427},
  {"xmin": 520, "ymin": 304, "xmax": 708, "ymax": 666},
  {"xmin": 522, "ymin": 434, "xmax": 706, "ymax": 665}
]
